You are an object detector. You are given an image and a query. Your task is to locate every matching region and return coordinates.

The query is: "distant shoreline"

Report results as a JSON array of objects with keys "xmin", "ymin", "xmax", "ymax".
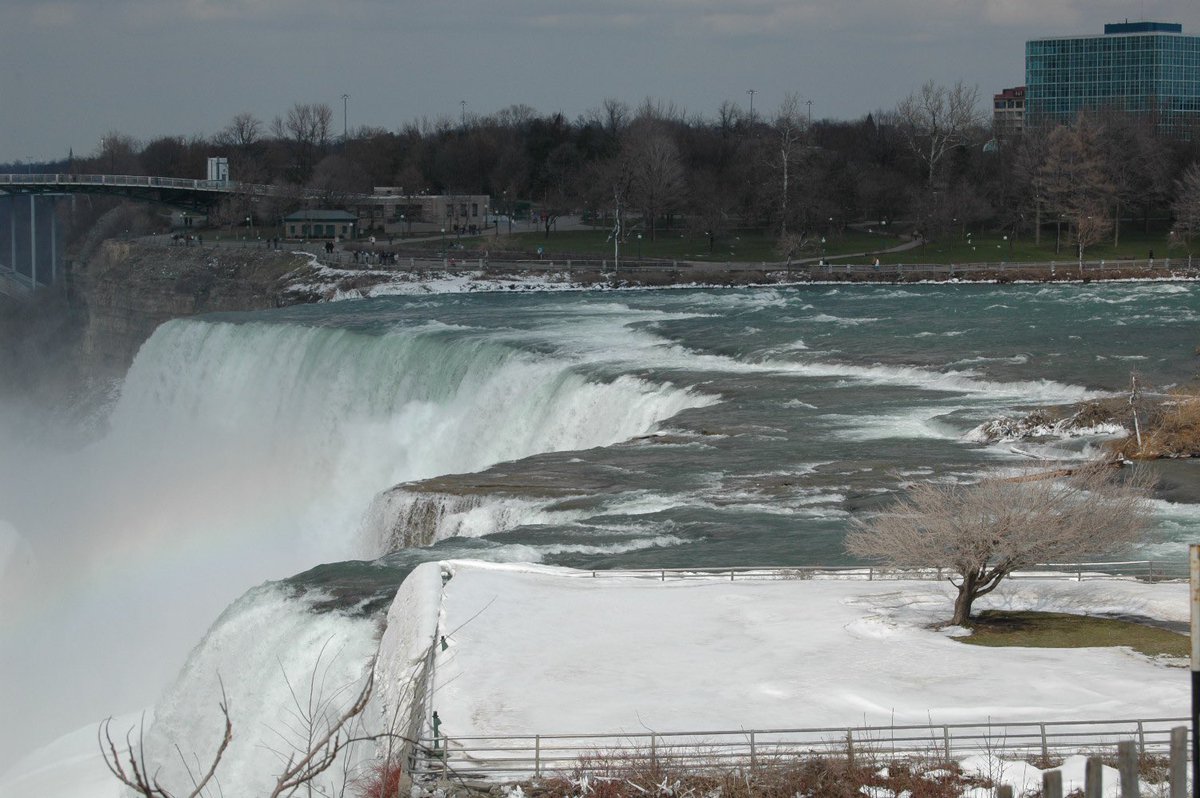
[{"xmin": 292, "ymin": 251, "xmax": 1200, "ymax": 298}]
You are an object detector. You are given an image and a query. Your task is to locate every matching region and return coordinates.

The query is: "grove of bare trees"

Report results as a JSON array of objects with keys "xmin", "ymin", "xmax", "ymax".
[{"xmin": 18, "ymin": 89, "xmax": 1200, "ymax": 255}]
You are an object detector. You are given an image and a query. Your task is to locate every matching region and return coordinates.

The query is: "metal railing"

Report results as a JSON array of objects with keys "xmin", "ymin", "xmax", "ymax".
[
  {"xmin": 568, "ymin": 560, "xmax": 1185, "ymax": 583},
  {"xmin": 806, "ymin": 258, "xmax": 1196, "ymax": 276},
  {"xmin": 0, "ymin": 172, "xmax": 280, "ymax": 197},
  {"xmin": 412, "ymin": 716, "xmax": 1188, "ymax": 780}
]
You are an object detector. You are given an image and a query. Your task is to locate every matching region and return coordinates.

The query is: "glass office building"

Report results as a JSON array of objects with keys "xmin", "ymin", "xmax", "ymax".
[{"xmin": 1025, "ymin": 21, "xmax": 1200, "ymax": 138}]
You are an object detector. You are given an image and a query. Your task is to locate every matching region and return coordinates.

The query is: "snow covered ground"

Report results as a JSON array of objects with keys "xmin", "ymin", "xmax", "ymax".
[
  {"xmin": 2, "ymin": 561, "xmax": 1188, "ymax": 798},
  {"xmin": 430, "ymin": 562, "xmax": 1188, "ymax": 740}
]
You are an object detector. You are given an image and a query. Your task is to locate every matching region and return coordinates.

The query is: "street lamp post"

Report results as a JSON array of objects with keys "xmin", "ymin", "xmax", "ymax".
[
  {"xmin": 637, "ymin": 233, "xmax": 642, "ymax": 261},
  {"xmin": 1191, "ymin": 544, "xmax": 1200, "ymax": 798},
  {"xmin": 342, "ymin": 94, "xmax": 350, "ymax": 142},
  {"xmin": 746, "ymin": 89, "xmax": 756, "ymax": 124},
  {"xmin": 440, "ymin": 227, "xmax": 446, "ymax": 252},
  {"xmin": 246, "ymin": 215, "xmax": 254, "ymax": 240}
]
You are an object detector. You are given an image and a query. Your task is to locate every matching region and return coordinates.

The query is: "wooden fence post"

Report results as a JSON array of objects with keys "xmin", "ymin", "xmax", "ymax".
[
  {"xmin": 1040, "ymin": 723, "xmax": 1049, "ymax": 762},
  {"xmin": 750, "ymin": 731, "xmax": 757, "ymax": 771},
  {"xmin": 1086, "ymin": 757, "xmax": 1104, "ymax": 798},
  {"xmin": 1170, "ymin": 726, "xmax": 1187, "ymax": 798},
  {"xmin": 535, "ymin": 734, "xmax": 541, "ymax": 778},
  {"xmin": 1044, "ymin": 770, "xmax": 1064, "ymax": 798},
  {"xmin": 847, "ymin": 730, "xmax": 855, "ymax": 768},
  {"xmin": 1118, "ymin": 740, "xmax": 1139, "ymax": 798}
]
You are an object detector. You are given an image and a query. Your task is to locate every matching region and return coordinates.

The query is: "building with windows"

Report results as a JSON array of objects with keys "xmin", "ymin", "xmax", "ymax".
[
  {"xmin": 1025, "ymin": 21, "xmax": 1200, "ymax": 138},
  {"xmin": 284, "ymin": 210, "xmax": 357, "ymax": 240},
  {"xmin": 350, "ymin": 189, "xmax": 492, "ymax": 236},
  {"xmin": 993, "ymin": 86, "xmax": 1026, "ymax": 140}
]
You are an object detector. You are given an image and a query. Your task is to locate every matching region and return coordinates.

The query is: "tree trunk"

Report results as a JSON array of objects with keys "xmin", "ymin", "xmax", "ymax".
[{"xmin": 952, "ymin": 571, "xmax": 978, "ymax": 626}]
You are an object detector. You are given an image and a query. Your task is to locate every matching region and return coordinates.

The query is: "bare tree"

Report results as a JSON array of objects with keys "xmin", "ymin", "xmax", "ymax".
[
  {"xmin": 217, "ymin": 112, "xmax": 263, "ymax": 149},
  {"xmin": 845, "ymin": 464, "xmax": 1152, "ymax": 626},
  {"xmin": 95, "ymin": 131, "xmax": 142, "ymax": 174},
  {"xmin": 771, "ymin": 93, "xmax": 809, "ymax": 237},
  {"xmin": 623, "ymin": 122, "xmax": 685, "ymax": 240},
  {"xmin": 275, "ymin": 102, "xmax": 335, "ymax": 183},
  {"xmin": 1172, "ymin": 162, "xmax": 1200, "ymax": 253},
  {"xmin": 100, "ymin": 663, "xmax": 376, "ymax": 798},
  {"xmin": 895, "ymin": 80, "xmax": 984, "ymax": 185},
  {"xmin": 308, "ymin": 153, "xmax": 371, "ymax": 205},
  {"xmin": 1038, "ymin": 121, "xmax": 1114, "ymax": 261}
]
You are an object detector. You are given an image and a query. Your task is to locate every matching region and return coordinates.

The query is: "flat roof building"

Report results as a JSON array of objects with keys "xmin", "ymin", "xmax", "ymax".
[
  {"xmin": 1025, "ymin": 21, "xmax": 1200, "ymax": 138},
  {"xmin": 993, "ymin": 86, "xmax": 1026, "ymax": 140},
  {"xmin": 284, "ymin": 210, "xmax": 357, "ymax": 240}
]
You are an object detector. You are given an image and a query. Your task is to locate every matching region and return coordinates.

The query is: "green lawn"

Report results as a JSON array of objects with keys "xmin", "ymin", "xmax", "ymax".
[
  {"xmin": 407, "ymin": 225, "xmax": 1198, "ymax": 267},
  {"xmin": 958, "ymin": 611, "xmax": 1188, "ymax": 658},
  {"xmin": 878, "ymin": 229, "xmax": 1189, "ymax": 266},
  {"xmin": 474, "ymin": 228, "xmax": 900, "ymax": 263}
]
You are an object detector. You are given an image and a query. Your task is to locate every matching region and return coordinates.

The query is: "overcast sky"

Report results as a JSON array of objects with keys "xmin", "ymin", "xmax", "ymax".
[{"xmin": 2, "ymin": 0, "xmax": 1197, "ymax": 165}]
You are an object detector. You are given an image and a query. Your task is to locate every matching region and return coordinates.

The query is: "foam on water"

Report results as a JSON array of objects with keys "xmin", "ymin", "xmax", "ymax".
[{"xmin": 497, "ymin": 300, "xmax": 1097, "ymax": 404}]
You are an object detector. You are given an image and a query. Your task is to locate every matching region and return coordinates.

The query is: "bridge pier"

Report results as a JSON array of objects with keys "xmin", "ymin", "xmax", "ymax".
[{"xmin": 0, "ymin": 194, "xmax": 61, "ymax": 288}]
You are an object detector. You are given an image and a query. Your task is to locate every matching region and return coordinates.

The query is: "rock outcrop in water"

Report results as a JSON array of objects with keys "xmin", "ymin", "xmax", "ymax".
[
  {"xmin": 968, "ymin": 398, "xmax": 1133, "ymax": 445},
  {"xmin": 363, "ymin": 466, "xmax": 622, "ymax": 556}
]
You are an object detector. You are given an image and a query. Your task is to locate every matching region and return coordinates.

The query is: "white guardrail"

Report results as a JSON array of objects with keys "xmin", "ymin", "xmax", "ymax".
[
  {"xmin": 572, "ymin": 560, "xmax": 1185, "ymax": 583},
  {"xmin": 413, "ymin": 717, "xmax": 1189, "ymax": 781}
]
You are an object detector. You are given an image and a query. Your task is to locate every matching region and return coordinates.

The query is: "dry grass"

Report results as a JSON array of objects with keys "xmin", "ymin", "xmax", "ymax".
[
  {"xmin": 959, "ymin": 611, "xmax": 1188, "ymax": 658},
  {"xmin": 1110, "ymin": 390, "xmax": 1200, "ymax": 459},
  {"xmin": 523, "ymin": 750, "xmax": 990, "ymax": 798}
]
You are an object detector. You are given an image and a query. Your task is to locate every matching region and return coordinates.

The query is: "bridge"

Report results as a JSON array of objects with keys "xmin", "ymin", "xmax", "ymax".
[
  {"xmin": 0, "ymin": 173, "xmax": 280, "ymax": 212},
  {"xmin": 0, "ymin": 173, "xmax": 300, "ymax": 293}
]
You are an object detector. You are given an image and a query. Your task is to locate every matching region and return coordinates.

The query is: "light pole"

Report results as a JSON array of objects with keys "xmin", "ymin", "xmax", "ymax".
[
  {"xmin": 342, "ymin": 94, "xmax": 350, "ymax": 142},
  {"xmin": 746, "ymin": 89, "xmax": 756, "ymax": 124},
  {"xmin": 440, "ymin": 227, "xmax": 446, "ymax": 251},
  {"xmin": 1192, "ymin": 544, "xmax": 1200, "ymax": 798},
  {"xmin": 637, "ymin": 233, "xmax": 642, "ymax": 261},
  {"xmin": 246, "ymin": 215, "xmax": 254, "ymax": 240},
  {"xmin": 460, "ymin": 100, "xmax": 467, "ymax": 129}
]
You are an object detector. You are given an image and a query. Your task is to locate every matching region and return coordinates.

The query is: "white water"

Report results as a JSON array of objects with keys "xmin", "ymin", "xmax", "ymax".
[
  {"xmin": 137, "ymin": 585, "xmax": 380, "ymax": 797},
  {"xmin": 0, "ymin": 315, "xmax": 714, "ymax": 767}
]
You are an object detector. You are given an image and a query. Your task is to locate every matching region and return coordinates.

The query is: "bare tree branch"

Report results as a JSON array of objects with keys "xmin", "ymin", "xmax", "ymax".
[{"xmin": 846, "ymin": 462, "xmax": 1152, "ymax": 625}]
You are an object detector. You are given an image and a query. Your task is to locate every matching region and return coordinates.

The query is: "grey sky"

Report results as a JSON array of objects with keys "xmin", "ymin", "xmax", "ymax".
[{"xmin": 1, "ymin": 0, "xmax": 1197, "ymax": 164}]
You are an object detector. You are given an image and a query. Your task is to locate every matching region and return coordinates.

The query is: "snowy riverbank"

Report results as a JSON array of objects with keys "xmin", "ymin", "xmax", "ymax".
[{"xmin": 2, "ymin": 562, "xmax": 1188, "ymax": 797}]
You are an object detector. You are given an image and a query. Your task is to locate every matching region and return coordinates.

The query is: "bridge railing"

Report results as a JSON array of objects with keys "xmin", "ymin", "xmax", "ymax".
[{"xmin": 0, "ymin": 173, "xmax": 279, "ymax": 196}]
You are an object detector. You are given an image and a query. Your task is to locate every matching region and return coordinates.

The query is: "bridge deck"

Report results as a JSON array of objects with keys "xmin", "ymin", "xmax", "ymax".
[{"xmin": 0, "ymin": 173, "xmax": 291, "ymax": 211}]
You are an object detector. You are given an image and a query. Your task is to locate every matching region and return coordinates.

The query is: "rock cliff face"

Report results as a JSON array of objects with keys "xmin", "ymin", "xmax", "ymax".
[{"xmin": 72, "ymin": 240, "xmax": 315, "ymax": 378}]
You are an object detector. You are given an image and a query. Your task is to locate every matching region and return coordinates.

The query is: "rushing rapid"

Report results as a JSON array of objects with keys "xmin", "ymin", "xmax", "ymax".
[{"xmin": 3, "ymin": 281, "xmax": 1200, "ymax": 784}]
